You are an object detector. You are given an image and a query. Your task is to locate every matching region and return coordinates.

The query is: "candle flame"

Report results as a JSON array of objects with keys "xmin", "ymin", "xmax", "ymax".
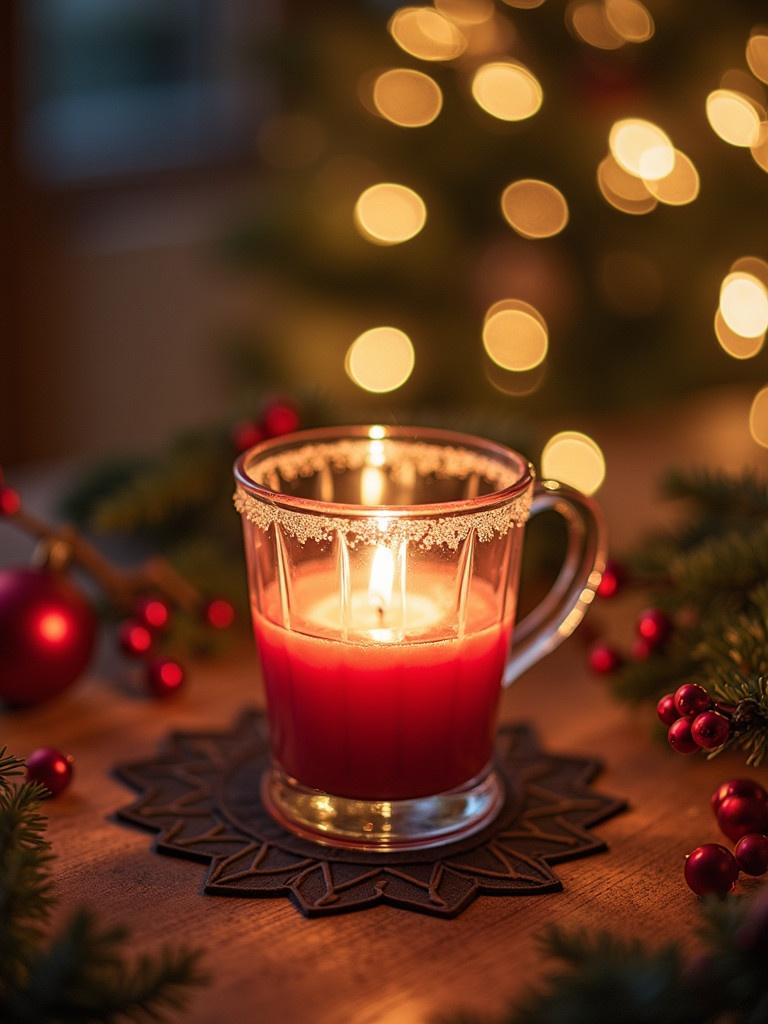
[{"xmin": 369, "ymin": 545, "xmax": 395, "ymax": 616}]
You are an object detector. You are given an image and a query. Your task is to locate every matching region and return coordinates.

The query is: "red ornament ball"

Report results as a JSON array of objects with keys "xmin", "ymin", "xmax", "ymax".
[
  {"xmin": 596, "ymin": 560, "xmax": 626, "ymax": 599},
  {"xmin": 674, "ymin": 682, "xmax": 711, "ymax": 718},
  {"xmin": 636, "ymin": 608, "xmax": 672, "ymax": 648},
  {"xmin": 232, "ymin": 419, "xmax": 264, "ymax": 454},
  {"xmin": 735, "ymin": 834, "xmax": 768, "ymax": 876},
  {"xmin": 134, "ymin": 595, "xmax": 171, "ymax": 632},
  {"xmin": 587, "ymin": 643, "xmax": 623, "ymax": 674},
  {"xmin": 202, "ymin": 597, "xmax": 236, "ymax": 630},
  {"xmin": 0, "ymin": 567, "xmax": 97, "ymax": 708},
  {"xmin": 717, "ymin": 795, "xmax": 768, "ymax": 843},
  {"xmin": 691, "ymin": 711, "xmax": 730, "ymax": 750},
  {"xmin": 26, "ymin": 746, "xmax": 73, "ymax": 798},
  {"xmin": 118, "ymin": 619, "xmax": 153, "ymax": 657},
  {"xmin": 657, "ymin": 693, "xmax": 679, "ymax": 726},
  {"xmin": 0, "ymin": 485, "xmax": 21, "ymax": 516},
  {"xmin": 261, "ymin": 400, "xmax": 300, "ymax": 438},
  {"xmin": 146, "ymin": 657, "xmax": 186, "ymax": 698},
  {"xmin": 684, "ymin": 843, "xmax": 739, "ymax": 897},
  {"xmin": 711, "ymin": 778, "xmax": 768, "ymax": 815},
  {"xmin": 668, "ymin": 717, "xmax": 699, "ymax": 754}
]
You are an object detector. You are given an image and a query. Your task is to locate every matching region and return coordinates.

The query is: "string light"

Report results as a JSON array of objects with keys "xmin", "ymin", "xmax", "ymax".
[
  {"xmin": 719, "ymin": 272, "xmax": 768, "ymax": 338},
  {"xmin": 354, "ymin": 183, "xmax": 427, "ymax": 245},
  {"xmin": 746, "ymin": 32, "xmax": 768, "ymax": 86},
  {"xmin": 471, "ymin": 61, "xmax": 543, "ymax": 121},
  {"xmin": 750, "ymin": 386, "xmax": 768, "ymax": 447},
  {"xmin": 605, "ymin": 0, "xmax": 654, "ymax": 43},
  {"xmin": 388, "ymin": 7, "xmax": 466, "ymax": 61},
  {"xmin": 644, "ymin": 150, "xmax": 700, "ymax": 206},
  {"xmin": 435, "ymin": 0, "xmax": 494, "ymax": 25},
  {"xmin": 482, "ymin": 301, "xmax": 549, "ymax": 371},
  {"xmin": 541, "ymin": 431, "xmax": 606, "ymax": 495},
  {"xmin": 705, "ymin": 89, "xmax": 763, "ymax": 147},
  {"xmin": 566, "ymin": 1, "xmax": 624, "ymax": 50},
  {"xmin": 714, "ymin": 310, "xmax": 764, "ymax": 360},
  {"xmin": 501, "ymin": 0, "xmax": 545, "ymax": 8},
  {"xmin": 609, "ymin": 119, "xmax": 675, "ymax": 180},
  {"xmin": 597, "ymin": 154, "xmax": 654, "ymax": 202},
  {"xmin": 751, "ymin": 127, "xmax": 768, "ymax": 173},
  {"xmin": 372, "ymin": 69, "xmax": 443, "ymax": 127},
  {"xmin": 346, "ymin": 328, "xmax": 415, "ymax": 393},
  {"xmin": 500, "ymin": 179, "xmax": 569, "ymax": 239}
]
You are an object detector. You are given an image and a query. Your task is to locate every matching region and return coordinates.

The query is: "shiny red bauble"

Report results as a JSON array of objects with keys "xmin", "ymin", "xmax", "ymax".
[
  {"xmin": 0, "ymin": 567, "xmax": 97, "ymax": 708},
  {"xmin": 735, "ymin": 834, "xmax": 768, "ymax": 876},
  {"xmin": 636, "ymin": 607, "xmax": 672, "ymax": 648},
  {"xmin": 146, "ymin": 657, "xmax": 186, "ymax": 698},
  {"xmin": 134, "ymin": 595, "xmax": 171, "ymax": 632},
  {"xmin": 202, "ymin": 597, "xmax": 236, "ymax": 630},
  {"xmin": 26, "ymin": 746, "xmax": 74, "ymax": 797},
  {"xmin": 596, "ymin": 560, "xmax": 626, "ymax": 599},
  {"xmin": 691, "ymin": 711, "xmax": 730, "ymax": 750},
  {"xmin": 717, "ymin": 795, "xmax": 768, "ymax": 843},
  {"xmin": 657, "ymin": 693, "xmax": 679, "ymax": 726},
  {"xmin": 118, "ymin": 619, "xmax": 153, "ymax": 657},
  {"xmin": 674, "ymin": 683, "xmax": 711, "ymax": 718},
  {"xmin": 261, "ymin": 400, "xmax": 300, "ymax": 438},
  {"xmin": 231, "ymin": 419, "xmax": 264, "ymax": 454},
  {"xmin": 711, "ymin": 778, "xmax": 768, "ymax": 814},
  {"xmin": 684, "ymin": 843, "xmax": 739, "ymax": 897},
  {"xmin": 668, "ymin": 717, "xmax": 699, "ymax": 753}
]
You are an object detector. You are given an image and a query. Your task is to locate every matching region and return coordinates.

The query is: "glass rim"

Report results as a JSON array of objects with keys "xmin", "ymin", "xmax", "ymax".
[{"xmin": 233, "ymin": 424, "xmax": 534, "ymax": 520}]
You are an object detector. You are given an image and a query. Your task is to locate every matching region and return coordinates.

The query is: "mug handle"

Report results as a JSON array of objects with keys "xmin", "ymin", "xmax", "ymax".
[{"xmin": 504, "ymin": 479, "xmax": 607, "ymax": 686}]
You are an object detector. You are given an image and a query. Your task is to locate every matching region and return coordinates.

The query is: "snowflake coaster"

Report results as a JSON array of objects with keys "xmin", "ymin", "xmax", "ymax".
[{"xmin": 115, "ymin": 710, "xmax": 626, "ymax": 918}]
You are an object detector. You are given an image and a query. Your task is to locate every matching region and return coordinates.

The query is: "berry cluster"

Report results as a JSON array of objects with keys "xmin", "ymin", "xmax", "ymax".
[
  {"xmin": 588, "ymin": 605, "xmax": 672, "ymax": 675},
  {"xmin": 657, "ymin": 682, "xmax": 731, "ymax": 754},
  {"xmin": 684, "ymin": 778, "xmax": 768, "ymax": 896},
  {"xmin": 118, "ymin": 593, "xmax": 235, "ymax": 698},
  {"xmin": 231, "ymin": 399, "xmax": 301, "ymax": 454}
]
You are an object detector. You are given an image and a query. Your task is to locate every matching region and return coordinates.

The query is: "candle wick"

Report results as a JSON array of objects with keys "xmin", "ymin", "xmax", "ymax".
[{"xmin": 376, "ymin": 605, "xmax": 385, "ymax": 626}]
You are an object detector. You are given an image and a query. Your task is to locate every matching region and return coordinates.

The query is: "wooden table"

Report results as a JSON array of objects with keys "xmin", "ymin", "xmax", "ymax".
[{"xmin": 3, "ymin": 387, "xmax": 767, "ymax": 1024}]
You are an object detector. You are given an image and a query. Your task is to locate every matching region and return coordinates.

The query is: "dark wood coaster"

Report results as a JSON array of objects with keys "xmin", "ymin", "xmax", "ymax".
[{"xmin": 115, "ymin": 709, "xmax": 627, "ymax": 918}]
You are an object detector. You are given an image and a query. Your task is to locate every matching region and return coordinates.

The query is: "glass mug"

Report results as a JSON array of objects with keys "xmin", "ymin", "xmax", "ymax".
[{"xmin": 234, "ymin": 425, "xmax": 605, "ymax": 851}]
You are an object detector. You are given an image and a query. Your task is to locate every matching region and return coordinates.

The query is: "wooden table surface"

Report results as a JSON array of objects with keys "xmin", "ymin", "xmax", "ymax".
[{"xmin": 3, "ymin": 387, "xmax": 767, "ymax": 1024}]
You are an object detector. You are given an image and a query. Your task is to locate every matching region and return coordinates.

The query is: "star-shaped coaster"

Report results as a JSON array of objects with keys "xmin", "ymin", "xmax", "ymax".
[{"xmin": 115, "ymin": 710, "xmax": 626, "ymax": 918}]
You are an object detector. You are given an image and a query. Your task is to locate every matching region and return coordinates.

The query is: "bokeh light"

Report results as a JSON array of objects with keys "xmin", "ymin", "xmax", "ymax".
[
  {"xmin": 500, "ymin": 179, "xmax": 569, "ymax": 239},
  {"xmin": 482, "ymin": 301, "xmax": 549, "ymax": 371},
  {"xmin": 541, "ymin": 431, "xmax": 606, "ymax": 495},
  {"xmin": 747, "ymin": 32, "xmax": 768, "ymax": 86},
  {"xmin": 705, "ymin": 89, "xmax": 763, "ymax": 147},
  {"xmin": 605, "ymin": 0, "xmax": 654, "ymax": 43},
  {"xmin": 750, "ymin": 386, "xmax": 768, "ymax": 448},
  {"xmin": 751, "ymin": 127, "xmax": 768, "ymax": 173},
  {"xmin": 389, "ymin": 7, "xmax": 466, "ymax": 61},
  {"xmin": 501, "ymin": 0, "xmax": 545, "ymax": 7},
  {"xmin": 471, "ymin": 61, "xmax": 543, "ymax": 121},
  {"xmin": 354, "ymin": 183, "xmax": 427, "ymax": 245},
  {"xmin": 609, "ymin": 119, "xmax": 675, "ymax": 180},
  {"xmin": 346, "ymin": 327, "xmax": 416, "ymax": 393},
  {"xmin": 372, "ymin": 69, "xmax": 443, "ymax": 127},
  {"xmin": 566, "ymin": 1, "xmax": 624, "ymax": 50},
  {"xmin": 598, "ymin": 154, "xmax": 653, "ymax": 201},
  {"xmin": 435, "ymin": 0, "xmax": 494, "ymax": 25},
  {"xmin": 644, "ymin": 150, "xmax": 700, "ymax": 206},
  {"xmin": 714, "ymin": 310, "xmax": 765, "ymax": 360},
  {"xmin": 719, "ymin": 272, "xmax": 768, "ymax": 338},
  {"xmin": 731, "ymin": 256, "xmax": 768, "ymax": 289}
]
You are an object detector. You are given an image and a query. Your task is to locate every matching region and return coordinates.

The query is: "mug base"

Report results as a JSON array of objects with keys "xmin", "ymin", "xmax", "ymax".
[{"xmin": 261, "ymin": 765, "xmax": 504, "ymax": 852}]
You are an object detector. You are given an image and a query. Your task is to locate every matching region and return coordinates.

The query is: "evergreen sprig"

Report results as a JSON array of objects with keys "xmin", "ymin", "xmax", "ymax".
[
  {"xmin": 0, "ymin": 747, "xmax": 206, "ymax": 1023},
  {"xmin": 444, "ymin": 891, "xmax": 768, "ymax": 1024}
]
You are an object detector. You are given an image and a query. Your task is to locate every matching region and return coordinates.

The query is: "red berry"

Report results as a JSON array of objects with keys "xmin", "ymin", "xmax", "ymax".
[
  {"xmin": 596, "ymin": 560, "xmax": 626, "ymax": 599},
  {"xmin": 657, "ymin": 693, "xmax": 679, "ymax": 726},
  {"xmin": 691, "ymin": 711, "xmax": 730, "ymax": 750},
  {"xmin": 261, "ymin": 400, "xmax": 300, "ymax": 438},
  {"xmin": 202, "ymin": 598, "xmax": 235, "ymax": 630},
  {"xmin": 674, "ymin": 683, "xmax": 711, "ymax": 718},
  {"xmin": 0, "ymin": 486, "xmax": 21, "ymax": 516},
  {"xmin": 118, "ymin": 620, "xmax": 153, "ymax": 657},
  {"xmin": 717, "ymin": 795, "xmax": 768, "ymax": 843},
  {"xmin": 668, "ymin": 717, "xmax": 699, "ymax": 753},
  {"xmin": 232, "ymin": 419, "xmax": 264, "ymax": 454},
  {"xmin": 631, "ymin": 637, "xmax": 653, "ymax": 661},
  {"xmin": 636, "ymin": 608, "xmax": 671, "ymax": 648},
  {"xmin": 146, "ymin": 657, "xmax": 186, "ymax": 698},
  {"xmin": 134, "ymin": 596, "xmax": 171, "ymax": 631},
  {"xmin": 26, "ymin": 746, "xmax": 73, "ymax": 797},
  {"xmin": 711, "ymin": 778, "xmax": 768, "ymax": 814},
  {"xmin": 684, "ymin": 843, "xmax": 739, "ymax": 897},
  {"xmin": 735, "ymin": 834, "xmax": 768, "ymax": 876}
]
